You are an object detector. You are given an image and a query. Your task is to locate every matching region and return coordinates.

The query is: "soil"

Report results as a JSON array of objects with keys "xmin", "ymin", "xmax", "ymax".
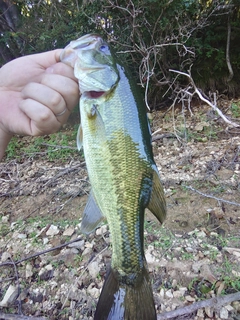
[{"xmin": 0, "ymin": 102, "xmax": 240, "ymax": 320}]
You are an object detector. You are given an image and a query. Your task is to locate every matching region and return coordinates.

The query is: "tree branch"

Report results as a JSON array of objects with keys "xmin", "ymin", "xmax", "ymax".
[
  {"xmin": 157, "ymin": 291, "xmax": 240, "ymax": 319},
  {"xmin": 183, "ymin": 185, "xmax": 240, "ymax": 207},
  {"xmin": 169, "ymin": 69, "xmax": 239, "ymax": 128},
  {"xmin": 0, "ymin": 313, "xmax": 48, "ymax": 320},
  {"xmin": 226, "ymin": 15, "xmax": 233, "ymax": 82}
]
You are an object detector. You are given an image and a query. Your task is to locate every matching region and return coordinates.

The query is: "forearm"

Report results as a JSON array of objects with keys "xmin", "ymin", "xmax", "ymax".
[{"xmin": 0, "ymin": 127, "xmax": 12, "ymax": 160}]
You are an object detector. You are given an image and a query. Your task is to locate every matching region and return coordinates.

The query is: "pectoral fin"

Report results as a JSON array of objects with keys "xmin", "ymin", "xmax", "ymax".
[
  {"xmin": 81, "ymin": 192, "xmax": 105, "ymax": 234},
  {"xmin": 147, "ymin": 168, "xmax": 166, "ymax": 224},
  {"xmin": 76, "ymin": 123, "xmax": 83, "ymax": 151}
]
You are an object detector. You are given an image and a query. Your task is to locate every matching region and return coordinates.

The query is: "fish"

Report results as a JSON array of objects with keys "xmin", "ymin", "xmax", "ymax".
[{"xmin": 60, "ymin": 34, "xmax": 166, "ymax": 320}]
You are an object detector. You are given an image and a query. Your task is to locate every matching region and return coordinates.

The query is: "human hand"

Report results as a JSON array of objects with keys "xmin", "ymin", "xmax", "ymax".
[{"xmin": 0, "ymin": 49, "xmax": 79, "ymax": 138}]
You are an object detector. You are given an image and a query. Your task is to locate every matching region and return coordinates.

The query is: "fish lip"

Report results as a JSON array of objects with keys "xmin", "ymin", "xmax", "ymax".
[{"xmin": 70, "ymin": 34, "xmax": 103, "ymax": 51}]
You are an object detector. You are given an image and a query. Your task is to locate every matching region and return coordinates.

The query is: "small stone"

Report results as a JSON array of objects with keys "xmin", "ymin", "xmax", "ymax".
[
  {"xmin": 2, "ymin": 215, "xmax": 9, "ymax": 223},
  {"xmin": 224, "ymin": 304, "xmax": 234, "ymax": 312},
  {"xmin": 82, "ymin": 247, "xmax": 92, "ymax": 256},
  {"xmin": 146, "ymin": 252, "xmax": 156, "ymax": 264},
  {"xmin": 46, "ymin": 225, "xmax": 59, "ymax": 236},
  {"xmin": 88, "ymin": 261, "xmax": 101, "ymax": 279},
  {"xmin": 197, "ymin": 308, "xmax": 204, "ymax": 317},
  {"xmin": 43, "ymin": 237, "xmax": 49, "ymax": 245},
  {"xmin": 0, "ymin": 285, "xmax": 19, "ymax": 306},
  {"xmin": 68, "ymin": 239, "xmax": 85, "ymax": 250},
  {"xmin": 205, "ymin": 306, "xmax": 214, "ymax": 317},
  {"xmin": 159, "ymin": 288, "xmax": 165, "ymax": 299},
  {"xmin": 185, "ymin": 295, "xmax": 195, "ymax": 302},
  {"xmin": 232, "ymin": 301, "xmax": 240, "ymax": 312},
  {"xmin": 17, "ymin": 233, "xmax": 27, "ymax": 239},
  {"xmin": 96, "ymin": 225, "xmax": 108, "ymax": 236},
  {"xmin": 1, "ymin": 251, "xmax": 11, "ymax": 262},
  {"xmin": 87, "ymin": 287, "xmax": 100, "ymax": 299},
  {"xmin": 165, "ymin": 289, "xmax": 173, "ymax": 298},
  {"xmin": 173, "ymin": 290, "xmax": 183, "ymax": 298},
  {"xmin": 25, "ymin": 263, "xmax": 33, "ymax": 278},
  {"xmin": 63, "ymin": 227, "xmax": 75, "ymax": 237},
  {"xmin": 172, "ymin": 279, "xmax": 178, "ymax": 289},
  {"xmin": 219, "ymin": 307, "xmax": 228, "ymax": 319},
  {"xmin": 179, "ymin": 287, "xmax": 188, "ymax": 295}
]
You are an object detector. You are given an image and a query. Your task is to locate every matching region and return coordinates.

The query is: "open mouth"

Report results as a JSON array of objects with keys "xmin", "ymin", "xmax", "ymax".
[{"xmin": 88, "ymin": 91, "xmax": 106, "ymax": 98}]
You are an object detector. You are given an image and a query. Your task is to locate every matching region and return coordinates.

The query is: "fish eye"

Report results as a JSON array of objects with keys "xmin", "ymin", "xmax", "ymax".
[{"xmin": 100, "ymin": 44, "xmax": 109, "ymax": 53}]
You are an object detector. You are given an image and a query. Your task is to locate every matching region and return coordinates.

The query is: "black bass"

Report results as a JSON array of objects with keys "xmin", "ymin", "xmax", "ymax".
[{"xmin": 61, "ymin": 34, "xmax": 166, "ymax": 320}]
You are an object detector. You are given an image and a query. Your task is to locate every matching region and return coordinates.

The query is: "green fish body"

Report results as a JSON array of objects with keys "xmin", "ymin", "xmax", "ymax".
[{"xmin": 61, "ymin": 34, "xmax": 166, "ymax": 320}]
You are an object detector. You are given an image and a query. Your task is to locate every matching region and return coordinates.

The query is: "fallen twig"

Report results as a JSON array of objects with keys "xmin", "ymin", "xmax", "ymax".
[
  {"xmin": 157, "ymin": 291, "xmax": 240, "ymax": 319},
  {"xmin": 0, "ymin": 313, "xmax": 48, "ymax": 320},
  {"xmin": 184, "ymin": 185, "xmax": 240, "ymax": 207},
  {"xmin": 0, "ymin": 237, "xmax": 84, "ymax": 268},
  {"xmin": 151, "ymin": 133, "xmax": 176, "ymax": 142}
]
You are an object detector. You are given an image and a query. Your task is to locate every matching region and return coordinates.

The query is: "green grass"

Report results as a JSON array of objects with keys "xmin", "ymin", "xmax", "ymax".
[
  {"xmin": 231, "ymin": 102, "xmax": 240, "ymax": 118},
  {"xmin": 5, "ymin": 125, "xmax": 80, "ymax": 160}
]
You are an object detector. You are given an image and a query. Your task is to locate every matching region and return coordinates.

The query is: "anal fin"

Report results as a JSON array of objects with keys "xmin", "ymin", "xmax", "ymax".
[{"xmin": 147, "ymin": 167, "xmax": 166, "ymax": 224}]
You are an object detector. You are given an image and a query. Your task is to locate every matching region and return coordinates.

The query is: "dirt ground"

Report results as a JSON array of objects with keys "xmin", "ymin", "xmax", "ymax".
[{"xmin": 0, "ymin": 102, "xmax": 240, "ymax": 319}]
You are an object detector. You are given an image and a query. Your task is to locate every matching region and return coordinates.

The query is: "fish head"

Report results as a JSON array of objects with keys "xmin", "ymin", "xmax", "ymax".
[{"xmin": 60, "ymin": 34, "xmax": 119, "ymax": 97}]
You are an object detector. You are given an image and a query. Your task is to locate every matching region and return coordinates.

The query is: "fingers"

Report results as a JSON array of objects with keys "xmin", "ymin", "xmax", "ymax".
[
  {"xmin": 28, "ymin": 49, "xmax": 63, "ymax": 69},
  {"xmin": 19, "ymin": 98, "xmax": 61, "ymax": 135},
  {"xmin": 41, "ymin": 72, "xmax": 79, "ymax": 113},
  {"xmin": 21, "ymin": 71, "xmax": 79, "ymax": 129},
  {"xmin": 21, "ymin": 82, "xmax": 68, "ymax": 118}
]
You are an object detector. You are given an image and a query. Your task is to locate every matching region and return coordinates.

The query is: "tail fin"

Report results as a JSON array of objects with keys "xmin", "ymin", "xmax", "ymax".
[{"xmin": 94, "ymin": 266, "xmax": 156, "ymax": 320}]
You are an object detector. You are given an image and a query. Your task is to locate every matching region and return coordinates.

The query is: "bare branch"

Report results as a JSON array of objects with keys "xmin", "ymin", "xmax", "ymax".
[
  {"xmin": 0, "ymin": 313, "xmax": 48, "ymax": 320},
  {"xmin": 157, "ymin": 291, "xmax": 240, "ymax": 320},
  {"xmin": 226, "ymin": 15, "xmax": 233, "ymax": 82},
  {"xmin": 184, "ymin": 185, "xmax": 240, "ymax": 207},
  {"xmin": 169, "ymin": 69, "xmax": 239, "ymax": 128}
]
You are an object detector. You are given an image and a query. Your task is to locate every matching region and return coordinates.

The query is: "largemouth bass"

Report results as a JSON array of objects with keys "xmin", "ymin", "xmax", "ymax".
[{"xmin": 61, "ymin": 34, "xmax": 166, "ymax": 320}]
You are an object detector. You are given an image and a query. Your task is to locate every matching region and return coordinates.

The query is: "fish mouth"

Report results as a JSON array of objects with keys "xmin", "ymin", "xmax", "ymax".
[{"xmin": 87, "ymin": 91, "xmax": 106, "ymax": 98}]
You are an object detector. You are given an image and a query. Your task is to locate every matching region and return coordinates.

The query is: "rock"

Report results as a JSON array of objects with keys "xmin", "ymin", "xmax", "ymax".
[
  {"xmin": 173, "ymin": 290, "xmax": 183, "ymax": 298},
  {"xmin": 2, "ymin": 215, "xmax": 9, "ymax": 223},
  {"xmin": 219, "ymin": 307, "xmax": 228, "ymax": 319},
  {"xmin": 46, "ymin": 225, "xmax": 59, "ymax": 236},
  {"xmin": 88, "ymin": 261, "xmax": 101, "ymax": 279},
  {"xmin": 17, "ymin": 233, "xmax": 27, "ymax": 239},
  {"xmin": 25, "ymin": 263, "xmax": 33, "ymax": 278},
  {"xmin": 43, "ymin": 237, "xmax": 49, "ymax": 245},
  {"xmin": 146, "ymin": 252, "xmax": 156, "ymax": 264},
  {"xmin": 39, "ymin": 264, "xmax": 54, "ymax": 281},
  {"xmin": 87, "ymin": 287, "xmax": 100, "ymax": 299},
  {"xmin": 82, "ymin": 247, "xmax": 92, "ymax": 256},
  {"xmin": 205, "ymin": 306, "xmax": 214, "ymax": 317},
  {"xmin": 0, "ymin": 285, "xmax": 19, "ymax": 307},
  {"xmin": 68, "ymin": 239, "xmax": 85, "ymax": 250},
  {"xmin": 232, "ymin": 301, "xmax": 240, "ymax": 312},
  {"xmin": 165, "ymin": 290, "xmax": 173, "ymax": 298},
  {"xmin": 185, "ymin": 295, "xmax": 195, "ymax": 302},
  {"xmin": 197, "ymin": 308, "xmax": 204, "ymax": 317},
  {"xmin": 96, "ymin": 225, "xmax": 108, "ymax": 236},
  {"xmin": 63, "ymin": 227, "xmax": 75, "ymax": 236},
  {"xmin": 1, "ymin": 251, "xmax": 11, "ymax": 262}
]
